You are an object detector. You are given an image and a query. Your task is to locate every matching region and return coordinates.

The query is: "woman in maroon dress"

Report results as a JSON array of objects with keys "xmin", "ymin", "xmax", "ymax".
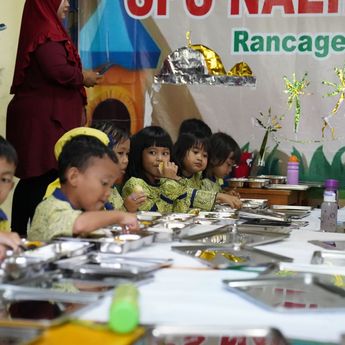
[{"xmin": 7, "ymin": 0, "xmax": 101, "ymax": 236}]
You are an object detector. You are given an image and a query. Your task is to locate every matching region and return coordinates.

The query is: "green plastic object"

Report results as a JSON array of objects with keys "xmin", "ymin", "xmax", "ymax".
[{"xmin": 108, "ymin": 283, "xmax": 139, "ymax": 334}]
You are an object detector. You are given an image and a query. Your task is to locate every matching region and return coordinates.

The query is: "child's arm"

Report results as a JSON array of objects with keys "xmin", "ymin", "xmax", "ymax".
[
  {"xmin": 73, "ymin": 210, "xmax": 139, "ymax": 235},
  {"xmin": 0, "ymin": 232, "xmax": 21, "ymax": 251},
  {"xmin": 216, "ymin": 193, "xmax": 242, "ymax": 209}
]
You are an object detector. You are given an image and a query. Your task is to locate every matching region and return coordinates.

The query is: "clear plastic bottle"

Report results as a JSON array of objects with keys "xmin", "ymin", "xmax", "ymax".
[{"xmin": 320, "ymin": 190, "xmax": 338, "ymax": 232}]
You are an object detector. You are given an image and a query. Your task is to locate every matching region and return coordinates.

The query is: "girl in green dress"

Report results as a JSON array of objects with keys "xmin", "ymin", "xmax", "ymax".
[
  {"xmin": 203, "ymin": 132, "xmax": 242, "ymax": 197},
  {"xmin": 174, "ymin": 132, "xmax": 242, "ymax": 209},
  {"xmin": 92, "ymin": 121, "xmax": 146, "ymax": 211},
  {"xmin": 122, "ymin": 126, "xmax": 219, "ymax": 213}
]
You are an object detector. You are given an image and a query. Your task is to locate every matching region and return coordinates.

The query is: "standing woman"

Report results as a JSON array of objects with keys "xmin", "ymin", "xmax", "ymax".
[{"xmin": 7, "ymin": 0, "xmax": 101, "ymax": 236}]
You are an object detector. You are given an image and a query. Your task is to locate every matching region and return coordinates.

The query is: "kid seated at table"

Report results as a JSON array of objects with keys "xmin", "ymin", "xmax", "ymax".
[
  {"xmin": 28, "ymin": 135, "xmax": 139, "ymax": 242},
  {"xmin": 173, "ymin": 132, "xmax": 242, "ymax": 209},
  {"xmin": 202, "ymin": 132, "xmax": 241, "ymax": 196},
  {"xmin": 0, "ymin": 136, "xmax": 22, "ymax": 258},
  {"xmin": 92, "ymin": 121, "xmax": 146, "ymax": 212},
  {"xmin": 122, "ymin": 126, "xmax": 237, "ymax": 213}
]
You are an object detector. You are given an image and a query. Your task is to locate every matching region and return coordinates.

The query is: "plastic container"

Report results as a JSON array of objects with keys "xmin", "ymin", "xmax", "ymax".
[
  {"xmin": 320, "ymin": 190, "xmax": 338, "ymax": 232},
  {"xmin": 286, "ymin": 156, "xmax": 299, "ymax": 185},
  {"xmin": 108, "ymin": 283, "xmax": 139, "ymax": 334}
]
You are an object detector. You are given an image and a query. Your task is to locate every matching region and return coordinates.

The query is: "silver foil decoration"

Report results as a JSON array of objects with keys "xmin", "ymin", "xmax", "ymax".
[{"xmin": 154, "ymin": 46, "xmax": 256, "ymax": 87}]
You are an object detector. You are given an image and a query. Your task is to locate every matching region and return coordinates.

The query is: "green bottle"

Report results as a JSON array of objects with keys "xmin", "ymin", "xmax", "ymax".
[{"xmin": 108, "ymin": 283, "xmax": 139, "ymax": 334}]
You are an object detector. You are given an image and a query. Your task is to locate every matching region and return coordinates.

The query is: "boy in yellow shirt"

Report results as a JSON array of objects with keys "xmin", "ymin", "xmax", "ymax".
[
  {"xmin": 29, "ymin": 134, "xmax": 139, "ymax": 241},
  {"xmin": 0, "ymin": 136, "xmax": 21, "ymax": 259}
]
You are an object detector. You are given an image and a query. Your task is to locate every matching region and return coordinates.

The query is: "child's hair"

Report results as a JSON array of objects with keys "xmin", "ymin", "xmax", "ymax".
[
  {"xmin": 125, "ymin": 126, "xmax": 173, "ymax": 183},
  {"xmin": 207, "ymin": 132, "xmax": 241, "ymax": 173},
  {"xmin": 58, "ymin": 135, "xmax": 118, "ymax": 184},
  {"xmin": 91, "ymin": 120, "xmax": 130, "ymax": 149},
  {"xmin": 0, "ymin": 136, "xmax": 18, "ymax": 166},
  {"xmin": 178, "ymin": 118, "xmax": 212, "ymax": 138},
  {"xmin": 173, "ymin": 132, "xmax": 209, "ymax": 174}
]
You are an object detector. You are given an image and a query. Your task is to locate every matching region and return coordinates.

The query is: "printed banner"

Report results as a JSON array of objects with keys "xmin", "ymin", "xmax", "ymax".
[{"xmin": 78, "ymin": 0, "xmax": 345, "ymax": 184}]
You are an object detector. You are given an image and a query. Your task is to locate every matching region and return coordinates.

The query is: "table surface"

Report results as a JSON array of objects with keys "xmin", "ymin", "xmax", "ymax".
[{"xmin": 80, "ymin": 209, "xmax": 345, "ymax": 343}]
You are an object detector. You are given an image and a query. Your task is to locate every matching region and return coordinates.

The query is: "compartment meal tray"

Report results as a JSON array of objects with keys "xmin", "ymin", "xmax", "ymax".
[
  {"xmin": 55, "ymin": 252, "xmax": 173, "ymax": 277},
  {"xmin": 223, "ymin": 275, "xmax": 345, "ymax": 311},
  {"xmin": 179, "ymin": 225, "xmax": 289, "ymax": 247},
  {"xmin": 172, "ymin": 244, "xmax": 292, "ymax": 269},
  {"xmin": 145, "ymin": 325, "xmax": 289, "ymax": 345},
  {"xmin": 311, "ymin": 250, "xmax": 345, "ymax": 266},
  {"xmin": 0, "ymin": 285, "xmax": 96, "ymax": 328},
  {"xmin": 58, "ymin": 230, "xmax": 155, "ymax": 254}
]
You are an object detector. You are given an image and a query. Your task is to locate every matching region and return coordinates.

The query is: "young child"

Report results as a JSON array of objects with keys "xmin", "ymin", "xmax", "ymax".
[
  {"xmin": 0, "ymin": 136, "xmax": 22, "ymax": 259},
  {"xmin": 203, "ymin": 132, "xmax": 242, "ymax": 198},
  {"xmin": 122, "ymin": 126, "xmax": 236, "ymax": 212},
  {"xmin": 174, "ymin": 132, "xmax": 242, "ymax": 209},
  {"xmin": 28, "ymin": 135, "xmax": 139, "ymax": 242},
  {"xmin": 178, "ymin": 118, "xmax": 212, "ymax": 138},
  {"xmin": 92, "ymin": 121, "xmax": 146, "ymax": 212}
]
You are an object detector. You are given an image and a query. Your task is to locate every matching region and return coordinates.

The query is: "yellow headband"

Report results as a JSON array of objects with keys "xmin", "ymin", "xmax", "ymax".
[
  {"xmin": 45, "ymin": 127, "xmax": 110, "ymax": 199},
  {"xmin": 54, "ymin": 127, "xmax": 110, "ymax": 160}
]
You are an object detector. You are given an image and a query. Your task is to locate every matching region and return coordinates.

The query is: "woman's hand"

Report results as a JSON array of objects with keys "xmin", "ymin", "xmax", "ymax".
[
  {"xmin": 82, "ymin": 70, "xmax": 103, "ymax": 87},
  {"xmin": 124, "ymin": 192, "xmax": 147, "ymax": 212}
]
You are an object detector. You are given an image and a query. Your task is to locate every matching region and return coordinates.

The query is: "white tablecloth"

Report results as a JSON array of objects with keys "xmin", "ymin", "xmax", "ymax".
[{"xmin": 80, "ymin": 208, "xmax": 345, "ymax": 342}]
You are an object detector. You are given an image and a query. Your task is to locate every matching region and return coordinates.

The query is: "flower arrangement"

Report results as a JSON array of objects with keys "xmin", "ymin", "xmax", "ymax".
[{"xmin": 255, "ymin": 107, "xmax": 284, "ymax": 166}]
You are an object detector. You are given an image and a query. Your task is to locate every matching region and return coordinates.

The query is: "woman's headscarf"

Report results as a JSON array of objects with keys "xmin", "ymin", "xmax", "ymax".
[{"xmin": 10, "ymin": 0, "xmax": 83, "ymax": 94}]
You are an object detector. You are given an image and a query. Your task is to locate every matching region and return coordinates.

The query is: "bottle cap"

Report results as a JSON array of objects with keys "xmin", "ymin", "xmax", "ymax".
[{"xmin": 324, "ymin": 179, "xmax": 339, "ymax": 190}]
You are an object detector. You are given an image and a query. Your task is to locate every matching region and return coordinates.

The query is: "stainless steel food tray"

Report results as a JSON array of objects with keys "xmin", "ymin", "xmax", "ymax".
[
  {"xmin": 172, "ymin": 244, "xmax": 292, "ymax": 269},
  {"xmin": 145, "ymin": 325, "xmax": 288, "ymax": 345},
  {"xmin": 0, "ymin": 285, "xmax": 96, "ymax": 328},
  {"xmin": 223, "ymin": 275, "xmax": 345, "ymax": 311},
  {"xmin": 58, "ymin": 230, "xmax": 155, "ymax": 254},
  {"xmin": 311, "ymin": 250, "xmax": 345, "ymax": 266},
  {"xmin": 0, "ymin": 325, "xmax": 42, "ymax": 344},
  {"xmin": 309, "ymin": 240, "xmax": 345, "ymax": 251},
  {"xmin": 239, "ymin": 208, "xmax": 289, "ymax": 222},
  {"xmin": 55, "ymin": 252, "xmax": 173, "ymax": 277},
  {"xmin": 20, "ymin": 241, "xmax": 92, "ymax": 263},
  {"xmin": 180, "ymin": 225, "xmax": 289, "ymax": 247}
]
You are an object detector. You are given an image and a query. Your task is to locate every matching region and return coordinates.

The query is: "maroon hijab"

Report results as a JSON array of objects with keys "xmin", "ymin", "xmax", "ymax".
[{"xmin": 10, "ymin": 0, "xmax": 83, "ymax": 94}]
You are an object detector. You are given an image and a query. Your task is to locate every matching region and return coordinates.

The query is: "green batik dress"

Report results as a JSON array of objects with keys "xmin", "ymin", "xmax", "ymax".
[
  {"xmin": 109, "ymin": 187, "xmax": 126, "ymax": 211},
  {"xmin": 122, "ymin": 177, "xmax": 197, "ymax": 213},
  {"xmin": 201, "ymin": 177, "xmax": 224, "ymax": 193},
  {"xmin": 177, "ymin": 173, "xmax": 217, "ymax": 212}
]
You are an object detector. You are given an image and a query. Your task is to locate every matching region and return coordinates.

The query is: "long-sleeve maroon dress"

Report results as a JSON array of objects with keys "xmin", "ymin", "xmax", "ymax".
[{"xmin": 7, "ymin": 40, "xmax": 85, "ymax": 179}]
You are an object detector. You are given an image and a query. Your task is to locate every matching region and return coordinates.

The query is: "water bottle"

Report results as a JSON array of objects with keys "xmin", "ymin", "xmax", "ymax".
[
  {"xmin": 287, "ymin": 155, "xmax": 299, "ymax": 185},
  {"xmin": 108, "ymin": 283, "xmax": 139, "ymax": 333},
  {"xmin": 320, "ymin": 190, "xmax": 338, "ymax": 232}
]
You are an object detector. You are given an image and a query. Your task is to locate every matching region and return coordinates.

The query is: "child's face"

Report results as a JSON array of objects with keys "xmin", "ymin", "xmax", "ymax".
[
  {"xmin": 142, "ymin": 146, "xmax": 170, "ymax": 183},
  {"xmin": 72, "ymin": 156, "xmax": 120, "ymax": 211},
  {"xmin": 212, "ymin": 154, "xmax": 236, "ymax": 179},
  {"xmin": 183, "ymin": 146, "xmax": 208, "ymax": 176},
  {"xmin": 114, "ymin": 139, "xmax": 130, "ymax": 177},
  {"xmin": 0, "ymin": 158, "xmax": 15, "ymax": 205}
]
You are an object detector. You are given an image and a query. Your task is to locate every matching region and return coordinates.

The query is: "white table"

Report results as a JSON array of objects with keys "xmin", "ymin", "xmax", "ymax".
[{"xmin": 80, "ymin": 209, "xmax": 345, "ymax": 343}]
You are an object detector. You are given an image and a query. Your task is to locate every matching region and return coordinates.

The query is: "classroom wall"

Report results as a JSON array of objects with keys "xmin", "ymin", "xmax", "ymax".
[{"xmin": 0, "ymin": 0, "xmax": 24, "ymax": 221}]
